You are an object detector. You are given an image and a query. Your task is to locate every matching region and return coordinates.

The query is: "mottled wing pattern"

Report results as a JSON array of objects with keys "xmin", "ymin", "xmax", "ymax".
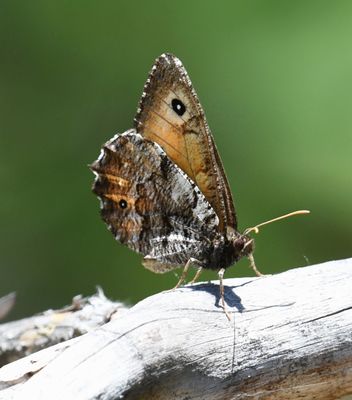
[
  {"xmin": 91, "ymin": 130, "xmax": 219, "ymax": 270},
  {"xmin": 134, "ymin": 53, "xmax": 237, "ymax": 233}
]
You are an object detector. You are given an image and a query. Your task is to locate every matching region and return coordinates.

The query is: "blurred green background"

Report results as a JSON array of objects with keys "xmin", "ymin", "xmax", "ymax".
[{"xmin": 1, "ymin": 0, "xmax": 351, "ymax": 320}]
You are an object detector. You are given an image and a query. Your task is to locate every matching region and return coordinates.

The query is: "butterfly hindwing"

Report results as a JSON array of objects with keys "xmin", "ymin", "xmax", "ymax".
[
  {"xmin": 134, "ymin": 53, "xmax": 237, "ymax": 233},
  {"xmin": 91, "ymin": 130, "xmax": 219, "ymax": 269}
]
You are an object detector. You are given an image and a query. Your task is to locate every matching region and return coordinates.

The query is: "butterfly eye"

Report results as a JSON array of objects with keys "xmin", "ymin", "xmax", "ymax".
[
  {"xmin": 119, "ymin": 199, "xmax": 128, "ymax": 209},
  {"xmin": 171, "ymin": 98, "xmax": 186, "ymax": 116}
]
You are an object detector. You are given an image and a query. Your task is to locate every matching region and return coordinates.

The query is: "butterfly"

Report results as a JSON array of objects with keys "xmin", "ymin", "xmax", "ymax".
[{"xmin": 90, "ymin": 53, "xmax": 307, "ymax": 319}]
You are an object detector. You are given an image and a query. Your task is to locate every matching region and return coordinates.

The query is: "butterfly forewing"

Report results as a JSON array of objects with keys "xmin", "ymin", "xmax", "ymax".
[{"xmin": 134, "ymin": 53, "xmax": 237, "ymax": 233}]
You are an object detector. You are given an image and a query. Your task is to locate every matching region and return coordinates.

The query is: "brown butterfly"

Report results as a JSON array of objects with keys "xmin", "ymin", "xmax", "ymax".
[{"xmin": 91, "ymin": 53, "xmax": 307, "ymax": 319}]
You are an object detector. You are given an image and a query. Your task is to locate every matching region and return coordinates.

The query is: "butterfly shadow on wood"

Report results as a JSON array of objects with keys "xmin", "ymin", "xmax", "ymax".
[{"xmin": 187, "ymin": 281, "xmax": 246, "ymax": 315}]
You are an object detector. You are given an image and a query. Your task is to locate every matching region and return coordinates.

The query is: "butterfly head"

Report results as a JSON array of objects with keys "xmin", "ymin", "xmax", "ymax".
[
  {"xmin": 225, "ymin": 229, "xmax": 260, "ymax": 275},
  {"xmin": 226, "ymin": 228, "xmax": 254, "ymax": 262},
  {"xmin": 234, "ymin": 234, "xmax": 254, "ymax": 260}
]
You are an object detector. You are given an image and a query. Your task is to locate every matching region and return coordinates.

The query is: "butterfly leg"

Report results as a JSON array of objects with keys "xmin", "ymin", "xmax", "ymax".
[
  {"xmin": 189, "ymin": 266, "xmax": 203, "ymax": 285},
  {"xmin": 247, "ymin": 253, "xmax": 264, "ymax": 277},
  {"xmin": 218, "ymin": 268, "xmax": 231, "ymax": 321},
  {"xmin": 173, "ymin": 258, "xmax": 200, "ymax": 290}
]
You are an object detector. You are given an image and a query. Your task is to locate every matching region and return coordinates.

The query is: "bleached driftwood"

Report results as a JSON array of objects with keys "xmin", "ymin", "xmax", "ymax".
[
  {"xmin": 0, "ymin": 289, "xmax": 128, "ymax": 366},
  {"xmin": 0, "ymin": 258, "xmax": 351, "ymax": 400}
]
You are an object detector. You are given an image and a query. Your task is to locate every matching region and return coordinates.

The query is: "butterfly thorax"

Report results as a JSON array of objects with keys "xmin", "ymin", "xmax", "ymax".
[{"xmin": 201, "ymin": 230, "xmax": 254, "ymax": 270}]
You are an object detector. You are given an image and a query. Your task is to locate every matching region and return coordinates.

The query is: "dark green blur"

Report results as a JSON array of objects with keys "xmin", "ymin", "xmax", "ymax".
[{"xmin": 1, "ymin": 1, "xmax": 351, "ymax": 320}]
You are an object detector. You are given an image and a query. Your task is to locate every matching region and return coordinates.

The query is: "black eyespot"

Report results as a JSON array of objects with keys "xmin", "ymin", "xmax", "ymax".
[
  {"xmin": 171, "ymin": 98, "xmax": 186, "ymax": 116},
  {"xmin": 119, "ymin": 199, "xmax": 127, "ymax": 209}
]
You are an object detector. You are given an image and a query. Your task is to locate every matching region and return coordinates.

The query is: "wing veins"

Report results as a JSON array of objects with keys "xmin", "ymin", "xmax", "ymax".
[
  {"xmin": 150, "ymin": 108, "xmax": 183, "ymax": 132},
  {"xmin": 144, "ymin": 125, "xmax": 187, "ymax": 160},
  {"xmin": 153, "ymin": 92, "xmax": 201, "ymax": 186}
]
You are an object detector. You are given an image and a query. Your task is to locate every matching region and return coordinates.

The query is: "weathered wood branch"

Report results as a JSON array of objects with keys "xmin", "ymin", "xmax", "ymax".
[
  {"xmin": 0, "ymin": 289, "xmax": 128, "ymax": 366},
  {"xmin": 0, "ymin": 259, "xmax": 351, "ymax": 399}
]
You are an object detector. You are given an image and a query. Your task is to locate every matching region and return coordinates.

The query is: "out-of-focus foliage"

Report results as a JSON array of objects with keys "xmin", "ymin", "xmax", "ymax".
[{"xmin": 0, "ymin": 0, "xmax": 351, "ymax": 319}]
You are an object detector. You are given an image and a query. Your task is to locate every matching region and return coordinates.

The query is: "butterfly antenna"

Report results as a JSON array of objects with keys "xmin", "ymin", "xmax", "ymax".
[{"xmin": 244, "ymin": 210, "xmax": 310, "ymax": 236}]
